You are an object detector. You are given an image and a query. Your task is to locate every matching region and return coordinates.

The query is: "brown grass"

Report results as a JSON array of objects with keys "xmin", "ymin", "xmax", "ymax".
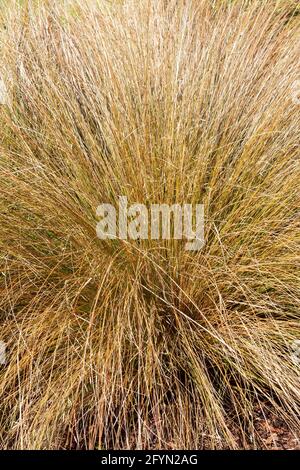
[{"xmin": 0, "ymin": 0, "xmax": 299, "ymax": 449}]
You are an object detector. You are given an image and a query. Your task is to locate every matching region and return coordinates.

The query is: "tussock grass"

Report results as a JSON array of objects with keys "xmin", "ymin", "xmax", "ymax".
[{"xmin": 0, "ymin": 0, "xmax": 299, "ymax": 449}]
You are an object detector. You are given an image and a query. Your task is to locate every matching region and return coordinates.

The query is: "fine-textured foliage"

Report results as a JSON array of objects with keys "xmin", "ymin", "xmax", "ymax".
[{"xmin": 0, "ymin": 0, "xmax": 299, "ymax": 449}]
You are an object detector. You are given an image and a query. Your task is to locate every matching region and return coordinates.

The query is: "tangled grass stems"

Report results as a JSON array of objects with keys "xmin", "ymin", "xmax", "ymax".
[{"xmin": 0, "ymin": 0, "xmax": 299, "ymax": 449}]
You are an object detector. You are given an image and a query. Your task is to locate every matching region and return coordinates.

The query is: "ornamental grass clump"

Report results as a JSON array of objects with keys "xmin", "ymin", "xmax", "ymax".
[{"xmin": 0, "ymin": 0, "xmax": 299, "ymax": 449}]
